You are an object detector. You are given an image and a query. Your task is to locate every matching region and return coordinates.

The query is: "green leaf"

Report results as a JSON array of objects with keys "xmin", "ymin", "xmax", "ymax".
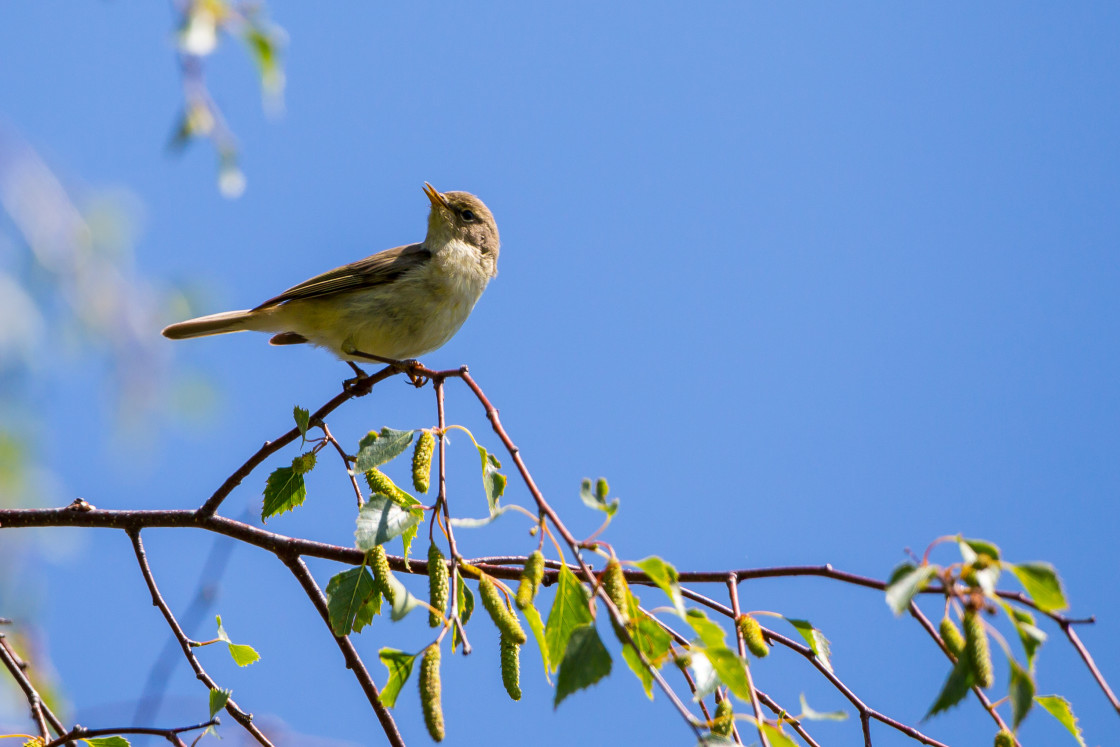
[
  {"xmin": 377, "ymin": 648, "xmax": 418, "ymax": 708},
  {"xmin": 355, "ymin": 428, "xmax": 416, "ymax": 472},
  {"xmin": 478, "ymin": 445, "xmax": 507, "ymax": 512},
  {"xmin": 925, "ymin": 657, "xmax": 975, "ymax": 719},
  {"xmin": 1010, "ymin": 562, "xmax": 1068, "ymax": 612},
  {"xmin": 620, "ymin": 610, "xmax": 672, "ymax": 698},
  {"xmin": 688, "ymin": 648, "xmax": 718, "ymax": 700},
  {"xmin": 293, "ymin": 405, "xmax": 310, "ymax": 439},
  {"xmin": 383, "ymin": 573, "xmax": 423, "ymax": 622},
  {"xmin": 786, "ymin": 618, "xmax": 832, "ymax": 673},
  {"xmin": 353, "ymin": 584, "xmax": 383, "ymax": 632},
  {"xmin": 291, "ymin": 451, "xmax": 317, "ymax": 475},
  {"xmin": 452, "ymin": 569, "xmax": 475, "ymax": 652},
  {"xmin": 887, "ymin": 561, "xmax": 917, "ymax": 585},
  {"xmin": 554, "ymin": 623, "xmax": 612, "ymax": 708},
  {"xmin": 579, "ymin": 477, "xmax": 619, "ymax": 516},
  {"xmin": 354, "ymin": 495, "xmax": 424, "ymax": 551},
  {"xmin": 686, "ymin": 609, "xmax": 729, "ymax": 649},
  {"xmin": 760, "ymin": 722, "xmax": 800, "ymax": 747},
  {"xmin": 1035, "ymin": 695, "xmax": 1087, "ymax": 747},
  {"xmin": 1009, "ymin": 658, "xmax": 1035, "ymax": 729},
  {"xmin": 215, "ymin": 615, "xmax": 260, "ymax": 666},
  {"xmin": 326, "ymin": 567, "xmax": 377, "ymax": 635},
  {"xmin": 545, "ymin": 564, "xmax": 593, "ymax": 673},
  {"xmin": 799, "ymin": 693, "xmax": 848, "ymax": 721},
  {"xmin": 449, "ymin": 504, "xmax": 512, "ymax": 529},
  {"xmin": 1001, "ymin": 602, "xmax": 1047, "ymax": 668},
  {"xmin": 962, "ymin": 537, "xmax": 1001, "ymax": 561},
  {"xmin": 209, "ymin": 687, "xmax": 231, "ymax": 719},
  {"xmin": 885, "ymin": 564, "xmax": 938, "ymax": 615},
  {"xmin": 84, "ymin": 739, "xmax": 130, "ymax": 747},
  {"xmin": 521, "ymin": 601, "xmax": 552, "ymax": 683},
  {"xmin": 704, "ymin": 644, "xmax": 751, "ymax": 701},
  {"xmin": 229, "ymin": 643, "xmax": 260, "ymax": 666},
  {"xmin": 635, "ymin": 556, "xmax": 685, "ymax": 617},
  {"xmin": 261, "ymin": 465, "xmax": 306, "ymax": 521}
]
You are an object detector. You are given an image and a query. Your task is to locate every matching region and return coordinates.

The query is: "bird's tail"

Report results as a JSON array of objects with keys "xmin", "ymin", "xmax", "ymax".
[{"xmin": 162, "ymin": 309, "xmax": 259, "ymax": 339}]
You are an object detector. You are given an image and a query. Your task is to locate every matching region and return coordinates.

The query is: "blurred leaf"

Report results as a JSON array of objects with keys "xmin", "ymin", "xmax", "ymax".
[
  {"xmin": 554, "ymin": 623, "xmax": 611, "ymax": 708},
  {"xmin": 545, "ymin": 564, "xmax": 592, "ymax": 673},
  {"xmin": 885, "ymin": 564, "xmax": 938, "ymax": 615},
  {"xmin": 1001, "ymin": 602, "xmax": 1047, "ymax": 668},
  {"xmin": 925, "ymin": 658, "xmax": 975, "ymax": 719},
  {"xmin": 521, "ymin": 601, "xmax": 551, "ymax": 683},
  {"xmin": 377, "ymin": 648, "xmax": 418, "ymax": 708},
  {"xmin": 620, "ymin": 610, "xmax": 672, "ymax": 698},
  {"xmin": 760, "ymin": 723, "xmax": 799, "ymax": 747},
  {"xmin": 799, "ymin": 693, "xmax": 848, "ymax": 721},
  {"xmin": 383, "ymin": 572, "xmax": 422, "ymax": 622},
  {"xmin": 635, "ymin": 556, "xmax": 685, "ymax": 618},
  {"xmin": 1035, "ymin": 695, "xmax": 1086, "ymax": 746},
  {"xmin": 354, "ymin": 494, "xmax": 423, "ymax": 551},
  {"xmin": 704, "ymin": 645, "xmax": 751, "ymax": 702},
  {"xmin": 686, "ymin": 609, "xmax": 728, "ymax": 649},
  {"xmin": 579, "ymin": 477, "xmax": 619, "ymax": 516},
  {"xmin": 1010, "ymin": 562, "xmax": 1068, "ymax": 612},
  {"xmin": 209, "ymin": 687, "xmax": 231, "ymax": 719},
  {"xmin": 1009, "ymin": 658, "xmax": 1035, "ymax": 729},
  {"xmin": 326, "ymin": 566, "xmax": 377, "ymax": 635},
  {"xmin": 959, "ymin": 539, "xmax": 1000, "ymax": 594},
  {"xmin": 355, "ymin": 428, "xmax": 416, "ymax": 472},
  {"xmin": 85, "ymin": 739, "xmax": 130, "ymax": 747},
  {"xmin": 962, "ymin": 538, "xmax": 1001, "ymax": 561},
  {"xmin": 786, "ymin": 618, "xmax": 832, "ymax": 673},
  {"xmin": 261, "ymin": 465, "xmax": 305, "ymax": 521},
  {"xmin": 887, "ymin": 561, "xmax": 916, "ymax": 585},
  {"xmin": 450, "ymin": 504, "xmax": 512, "ymax": 528}
]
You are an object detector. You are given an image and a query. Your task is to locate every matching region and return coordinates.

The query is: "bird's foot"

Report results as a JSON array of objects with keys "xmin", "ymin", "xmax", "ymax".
[{"xmin": 395, "ymin": 359, "xmax": 429, "ymax": 388}]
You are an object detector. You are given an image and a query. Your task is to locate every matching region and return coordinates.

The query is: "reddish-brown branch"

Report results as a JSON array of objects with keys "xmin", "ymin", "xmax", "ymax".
[
  {"xmin": 280, "ymin": 553, "xmax": 406, "ymax": 747},
  {"xmin": 0, "ymin": 631, "xmax": 69, "ymax": 743},
  {"xmin": 128, "ymin": 529, "xmax": 274, "ymax": 746},
  {"xmin": 42, "ymin": 718, "xmax": 217, "ymax": 747},
  {"xmin": 1061, "ymin": 620, "xmax": 1120, "ymax": 715},
  {"xmin": 728, "ymin": 573, "xmax": 769, "ymax": 747}
]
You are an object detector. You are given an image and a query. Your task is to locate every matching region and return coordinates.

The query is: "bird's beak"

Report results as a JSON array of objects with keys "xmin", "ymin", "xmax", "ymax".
[{"xmin": 423, "ymin": 182, "xmax": 448, "ymax": 209}]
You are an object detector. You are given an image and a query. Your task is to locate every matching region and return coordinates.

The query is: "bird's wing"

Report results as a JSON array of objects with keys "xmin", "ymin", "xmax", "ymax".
[{"xmin": 252, "ymin": 243, "xmax": 431, "ymax": 310}]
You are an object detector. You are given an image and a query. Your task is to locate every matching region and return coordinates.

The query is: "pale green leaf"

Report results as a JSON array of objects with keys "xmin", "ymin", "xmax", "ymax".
[
  {"xmin": 521, "ymin": 601, "xmax": 552, "ymax": 684},
  {"xmin": 354, "ymin": 495, "xmax": 423, "ymax": 551},
  {"xmin": 1009, "ymin": 658, "xmax": 1035, "ymax": 729},
  {"xmin": 786, "ymin": 618, "xmax": 832, "ymax": 673},
  {"xmin": 84, "ymin": 738, "xmax": 130, "ymax": 747},
  {"xmin": 885, "ymin": 564, "xmax": 938, "ymax": 615},
  {"xmin": 229, "ymin": 643, "xmax": 260, "ymax": 667},
  {"xmin": 579, "ymin": 477, "xmax": 619, "ymax": 516},
  {"xmin": 799, "ymin": 693, "xmax": 848, "ymax": 721},
  {"xmin": 635, "ymin": 556, "xmax": 684, "ymax": 617},
  {"xmin": 355, "ymin": 428, "xmax": 416, "ymax": 472},
  {"xmin": 209, "ymin": 687, "xmax": 231, "ymax": 719},
  {"xmin": 1035, "ymin": 695, "xmax": 1087, "ymax": 747},
  {"xmin": 478, "ymin": 445, "xmax": 506, "ymax": 512},
  {"xmin": 377, "ymin": 648, "xmax": 418, "ymax": 708},
  {"xmin": 1001, "ymin": 601, "xmax": 1047, "ymax": 668},
  {"xmin": 1010, "ymin": 562, "xmax": 1068, "ymax": 612}
]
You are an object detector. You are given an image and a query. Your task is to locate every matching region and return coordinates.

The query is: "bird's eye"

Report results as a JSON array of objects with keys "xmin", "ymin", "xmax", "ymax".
[{"xmin": 460, "ymin": 209, "xmax": 477, "ymax": 222}]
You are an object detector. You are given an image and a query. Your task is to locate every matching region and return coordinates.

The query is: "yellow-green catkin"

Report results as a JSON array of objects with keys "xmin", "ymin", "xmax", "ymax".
[
  {"xmin": 711, "ymin": 697, "xmax": 734, "ymax": 737},
  {"xmin": 478, "ymin": 575, "xmax": 527, "ymax": 644},
  {"xmin": 738, "ymin": 614, "xmax": 769, "ymax": 658},
  {"xmin": 428, "ymin": 542, "xmax": 448, "ymax": 628},
  {"xmin": 412, "ymin": 431, "xmax": 435, "ymax": 493},
  {"xmin": 602, "ymin": 558, "xmax": 630, "ymax": 625},
  {"xmin": 419, "ymin": 644, "xmax": 445, "ymax": 742},
  {"xmin": 964, "ymin": 609, "xmax": 994, "ymax": 688},
  {"xmin": 370, "ymin": 544, "xmax": 396, "ymax": 606},
  {"xmin": 994, "ymin": 729, "xmax": 1014, "ymax": 747},
  {"xmin": 940, "ymin": 615, "xmax": 966, "ymax": 660},
  {"xmin": 500, "ymin": 632, "xmax": 522, "ymax": 701},
  {"xmin": 365, "ymin": 468, "xmax": 405, "ymax": 503},
  {"xmin": 515, "ymin": 550, "xmax": 545, "ymax": 609}
]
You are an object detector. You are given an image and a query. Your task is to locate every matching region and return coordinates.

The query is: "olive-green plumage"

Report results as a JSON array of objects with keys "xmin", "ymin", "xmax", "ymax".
[
  {"xmin": 964, "ymin": 609, "xmax": 994, "ymax": 688},
  {"xmin": 428, "ymin": 542, "xmax": 448, "ymax": 628},
  {"xmin": 370, "ymin": 544, "xmax": 396, "ymax": 606},
  {"xmin": 516, "ymin": 550, "xmax": 545, "ymax": 609},
  {"xmin": 940, "ymin": 616, "xmax": 966, "ymax": 660},
  {"xmin": 738, "ymin": 614, "xmax": 769, "ymax": 658},
  {"xmin": 419, "ymin": 644, "xmax": 445, "ymax": 742},
  {"xmin": 711, "ymin": 698, "xmax": 734, "ymax": 737},
  {"xmin": 500, "ymin": 633, "xmax": 522, "ymax": 701},
  {"xmin": 412, "ymin": 431, "xmax": 435, "ymax": 493},
  {"xmin": 478, "ymin": 574, "xmax": 526, "ymax": 644}
]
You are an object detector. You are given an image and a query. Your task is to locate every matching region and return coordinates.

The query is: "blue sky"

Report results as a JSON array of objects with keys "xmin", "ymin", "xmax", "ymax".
[{"xmin": 1, "ymin": 3, "xmax": 1118, "ymax": 746}]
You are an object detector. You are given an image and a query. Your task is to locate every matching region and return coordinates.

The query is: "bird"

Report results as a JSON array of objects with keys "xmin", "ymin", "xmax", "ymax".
[{"xmin": 162, "ymin": 184, "xmax": 499, "ymax": 370}]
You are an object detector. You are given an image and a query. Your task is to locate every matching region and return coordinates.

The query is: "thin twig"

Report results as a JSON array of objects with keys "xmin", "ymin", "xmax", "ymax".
[
  {"xmin": 128, "ymin": 528, "xmax": 274, "ymax": 746},
  {"xmin": 43, "ymin": 718, "xmax": 217, "ymax": 747},
  {"xmin": 434, "ymin": 375, "xmax": 471, "ymax": 654},
  {"xmin": 727, "ymin": 573, "xmax": 769, "ymax": 747},
  {"xmin": 0, "ymin": 632, "xmax": 69, "ymax": 743}
]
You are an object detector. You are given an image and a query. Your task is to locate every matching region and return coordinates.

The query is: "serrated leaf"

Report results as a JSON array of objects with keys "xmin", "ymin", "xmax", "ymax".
[
  {"xmin": 545, "ymin": 564, "xmax": 593, "ymax": 673},
  {"xmin": 326, "ymin": 567, "xmax": 377, "ymax": 635},
  {"xmin": 1001, "ymin": 601, "xmax": 1047, "ymax": 668},
  {"xmin": 478, "ymin": 445, "xmax": 506, "ymax": 512},
  {"xmin": 925, "ymin": 657, "xmax": 975, "ymax": 719},
  {"xmin": 553, "ymin": 623, "xmax": 612, "ymax": 708},
  {"xmin": 209, "ymin": 687, "xmax": 231, "ymax": 719},
  {"xmin": 1010, "ymin": 562, "xmax": 1068, "ymax": 612},
  {"xmin": 261, "ymin": 465, "xmax": 306, "ymax": 521},
  {"xmin": 786, "ymin": 618, "xmax": 832, "ymax": 673},
  {"xmin": 293, "ymin": 405, "xmax": 310, "ymax": 439},
  {"xmin": 355, "ymin": 428, "xmax": 416, "ymax": 472},
  {"xmin": 354, "ymin": 495, "xmax": 424, "ymax": 551},
  {"xmin": 620, "ymin": 610, "xmax": 672, "ymax": 699},
  {"xmin": 1009, "ymin": 658, "xmax": 1035, "ymax": 729},
  {"xmin": 1035, "ymin": 695, "xmax": 1086, "ymax": 747},
  {"xmin": 579, "ymin": 477, "xmax": 619, "ymax": 516},
  {"xmin": 799, "ymin": 693, "xmax": 848, "ymax": 721},
  {"xmin": 377, "ymin": 648, "xmax": 417, "ymax": 708},
  {"xmin": 353, "ymin": 584, "xmax": 383, "ymax": 632},
  {"xmin": 885, "ymin": 564, "xmax": 938, "ymax": 615},
  {"xmin": 521, "ymin": 601, "xmax": 552, "ymax": 683},
  {"xmin": 229, "ymin": 643, "xmax": 260, "ymax": 666},
  {"xmin": 635, "ymin": 556, "xmax": 685, "ymax": 618},
  {"xmin": 85, "ymin": 739, "xmax": 130, "ymax": 747}
]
